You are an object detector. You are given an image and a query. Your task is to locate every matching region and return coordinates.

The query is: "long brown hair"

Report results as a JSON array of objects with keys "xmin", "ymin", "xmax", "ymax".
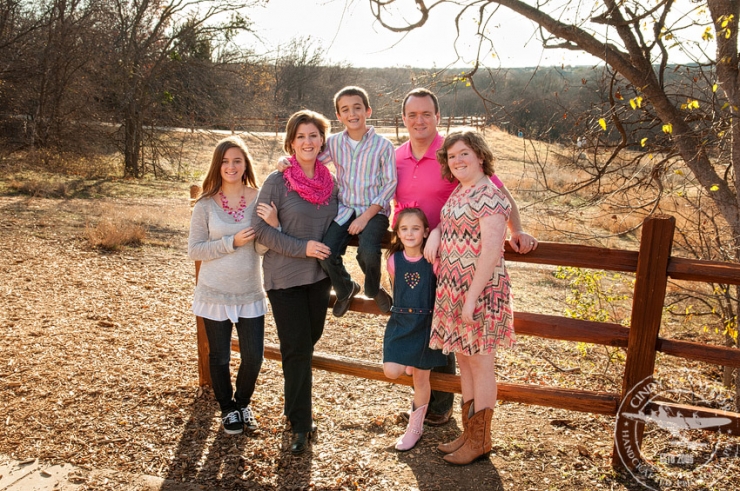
[
  {"xmin": 386, "ymin": 207, "xmax": 430, "ymax": 259},
  {"xmin": 196, "ymin": 136, "xmax": 258, "ymax": 203}
]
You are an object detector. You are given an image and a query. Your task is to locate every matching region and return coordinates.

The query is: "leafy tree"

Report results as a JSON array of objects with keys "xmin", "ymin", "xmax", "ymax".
[{"xmin": 369, "ymin": 1, "xmax": 739, "ymax": 394}]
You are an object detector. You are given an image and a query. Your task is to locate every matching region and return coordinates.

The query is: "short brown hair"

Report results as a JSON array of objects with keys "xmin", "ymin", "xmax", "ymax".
[
  {"xmin": 334, "ymin": 86, "xmax": 370, "ymax": 114},
  {"xmin": 402, "ymin": 88, "xmax": 439, "ymax": 116},
  {"xmin": 283, "ymin": 110, "xmax": 331, "ymax": 155},
  {"xmin": 197, "ymin": 136, "xmax": 258, "ymax": 202},
  {"xmin": 437, "ymin": 130, "xmax": 495, "ymax": 182}
]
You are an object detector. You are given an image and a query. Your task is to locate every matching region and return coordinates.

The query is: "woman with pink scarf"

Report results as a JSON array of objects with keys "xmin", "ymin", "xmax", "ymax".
[{"xmin": 252, "ymin": 110, "xmax": 339, "ymax": 454}]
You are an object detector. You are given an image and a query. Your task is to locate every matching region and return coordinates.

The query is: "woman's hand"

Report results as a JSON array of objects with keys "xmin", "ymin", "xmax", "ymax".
[
  {"xmin": 233, "ymin": 227, "xmax": 256, "ymax": 247},
  {"xmin": 256, "ymin": 201, "xmax": 280, "ymax": 228},
  {"xmin": 424, "ymin": 227, "xmax": 441, "ymax": 263},
  {"xmin": 306, "ymin": 240, "xmax": 330, "ymax": 260},
  {"xmin": 461, "ymin": 297, "xmax": 476, "ymax": 324}
]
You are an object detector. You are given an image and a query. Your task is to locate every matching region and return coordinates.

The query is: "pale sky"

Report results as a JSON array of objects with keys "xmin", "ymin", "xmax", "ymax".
[{"xmin": 246, "ymin": 0, "xmax": 602, "ymax": 68}]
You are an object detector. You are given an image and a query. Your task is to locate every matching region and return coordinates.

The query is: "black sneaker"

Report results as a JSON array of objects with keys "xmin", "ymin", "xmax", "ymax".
[
  {"xmin": 373, "ymin": 287, "xmax": 392, "ymax": 313},
  {"xmin": 221, "ymin": 409, "xmax": 243, "ymax": 435},
  {"xmin": 332, "ymin": 281, "xmax": 361, "ymax": 317},
  {"xmin": 241, "ymin": 405, "xmax": 258, "ymax": 431}
]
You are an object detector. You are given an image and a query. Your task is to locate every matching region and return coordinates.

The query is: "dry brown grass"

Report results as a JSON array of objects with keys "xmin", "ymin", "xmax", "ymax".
[
  {"xmin": 8, "ymin": 179, "xmax": 69, "ymax": 198},
  {"xmin": 86, "ymin": 218, "xmax": 147, "ymax": 250}
]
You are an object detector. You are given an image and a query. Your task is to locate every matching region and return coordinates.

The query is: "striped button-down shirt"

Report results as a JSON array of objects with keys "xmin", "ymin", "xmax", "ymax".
[{"xmin": 323, "ymin": 126, "xmax": 397, "ymax": 226}]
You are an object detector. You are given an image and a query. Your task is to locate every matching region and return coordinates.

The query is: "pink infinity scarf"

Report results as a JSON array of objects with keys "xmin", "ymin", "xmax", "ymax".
[{"xmin": 283, "ymin": 155, "xmax": 333, "ymax": 206}]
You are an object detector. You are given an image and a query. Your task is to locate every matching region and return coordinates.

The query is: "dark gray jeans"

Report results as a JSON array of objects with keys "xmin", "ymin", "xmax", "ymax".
[
  {"xmin": 267, "ymin": 277, "xmax": 332, "ymax": 434},
  {"xmin": 203, "ymin": 315, "xmax": 264, "ymax": 414}
]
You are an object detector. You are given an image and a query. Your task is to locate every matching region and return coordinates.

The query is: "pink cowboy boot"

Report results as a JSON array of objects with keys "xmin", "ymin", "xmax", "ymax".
[{"xmin": 395, "ymin": 402, "xmax": 428, "ymax": 451}]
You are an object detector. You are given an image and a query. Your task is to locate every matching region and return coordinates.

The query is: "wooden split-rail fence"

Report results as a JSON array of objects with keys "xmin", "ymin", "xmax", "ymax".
[
  {"xmin": 193, "ymin": 213, "xmax": 740, "ymax": 470},
  {"xmin": 221, "ymin": 115, "xmax": 485, "ymax": 138}
]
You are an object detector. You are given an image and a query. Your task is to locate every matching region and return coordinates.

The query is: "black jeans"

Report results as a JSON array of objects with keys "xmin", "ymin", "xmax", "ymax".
[
  {"xmin": 319, "ymin": 213, "xmax": 389, "ymax": 300},
  {"xmin": 267, "ymin": 277, "xmax": 332, "ymax": 433},
  {"xmin": 429, "ymin": 352, "xmax": 456, "ymax": 415},
  {"xmin": 203, "ymin": 316, "xmax": 265, "ymax": 413}
]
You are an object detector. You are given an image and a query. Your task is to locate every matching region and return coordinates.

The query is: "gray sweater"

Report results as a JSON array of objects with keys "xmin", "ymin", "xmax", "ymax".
[
  {"xmin": 188, "ymin": 197, "xmax": 266, "ymax": 305},
  {"xmin": 252, "ymin": 171, "xmax": 338, "ymax": 291}
]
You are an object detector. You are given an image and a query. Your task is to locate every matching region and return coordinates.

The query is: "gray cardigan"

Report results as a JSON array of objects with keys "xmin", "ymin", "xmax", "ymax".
[
  {"xmin": 188, "ymin": 197, "xmax": 266, "ymax": 305},
  {"xmin": 252, "ymin": 170, "xmax": 338, "ymax": 291}
]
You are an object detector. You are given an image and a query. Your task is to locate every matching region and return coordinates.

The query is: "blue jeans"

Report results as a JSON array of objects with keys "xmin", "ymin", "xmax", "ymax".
[
  {"xmin": 203, "ymin": 316, "xmax": 264, "ymax": 413},
  {"xmin": 267, "ymin": 277, "xmax": 332, "ymax": 433},
  {"xmin": 319, "ymin": 213, "xmax": 389, "ymax": 300},
  {"xmin": 429, "ymin": 352, "xmax": 456, "ymax": 415}
]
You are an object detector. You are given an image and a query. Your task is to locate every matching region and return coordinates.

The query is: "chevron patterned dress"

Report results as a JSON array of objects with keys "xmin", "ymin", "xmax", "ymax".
[{"xmin": 430, "ymin": 182, "xmax": 515, "ymax": 355}]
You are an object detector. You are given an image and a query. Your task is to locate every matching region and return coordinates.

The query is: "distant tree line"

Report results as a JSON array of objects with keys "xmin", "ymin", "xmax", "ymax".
[{"xmin": 0, "ymin": 0, "xmax": 693, "ymax": 178}]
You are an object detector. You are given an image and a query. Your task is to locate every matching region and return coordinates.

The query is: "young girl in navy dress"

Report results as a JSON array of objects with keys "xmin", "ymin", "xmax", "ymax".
[{"xmin": 383, "ymin": 206, "xmax": 448, "ymax": 451}]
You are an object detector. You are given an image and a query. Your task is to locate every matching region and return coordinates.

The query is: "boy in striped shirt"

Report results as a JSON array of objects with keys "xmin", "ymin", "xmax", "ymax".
[{"xmin": 321, "ymin": 86, "xmax": 397, "ymax": 317}]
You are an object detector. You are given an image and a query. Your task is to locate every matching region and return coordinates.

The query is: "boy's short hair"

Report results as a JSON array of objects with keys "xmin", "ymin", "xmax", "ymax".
[
  {"xmin": 283, "ymin": 110, "xmax": 331, "ymax": 155},
  {"xmin": 333, "ymin": 86, "xmax": 370, "ymax": 113},
  {"xmin": 437, "ymin": 130, "xmax": 495, "ymax": 182},
  {"xmin": 402, "ymin": 87, "xmax": 440, "ymax": 116}
]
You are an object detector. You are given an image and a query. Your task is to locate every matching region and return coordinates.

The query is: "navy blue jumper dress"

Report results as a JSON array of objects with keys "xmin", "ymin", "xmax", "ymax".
[{"xmin": 383, "ymin": 252, "xmax": 448, "ymax": 369}]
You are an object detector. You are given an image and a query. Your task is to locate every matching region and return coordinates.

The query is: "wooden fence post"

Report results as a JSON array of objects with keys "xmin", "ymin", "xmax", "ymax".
[
  {"xmin": 395, "ymin": 116, "xmax": 399, "ymax": 140},
  {"xmin": 612, "ymin": 215, "xmax": 675, "ymax": 470},
  {"xmin": 194, "ymin": 260, "xmax": 212, "ymax": 387}
]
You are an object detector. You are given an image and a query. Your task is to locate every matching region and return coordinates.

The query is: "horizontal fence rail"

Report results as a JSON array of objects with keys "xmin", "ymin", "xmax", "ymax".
[
  {"xmin": 210, "ymin": 116, "xmax": 487, "ymax": 136},
  {"xmin": 193, "ymin": 213, "xmax": 740, "ymax": 471}
]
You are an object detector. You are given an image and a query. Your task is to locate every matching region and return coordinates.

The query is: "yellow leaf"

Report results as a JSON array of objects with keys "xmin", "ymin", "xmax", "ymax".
[
  {"xmin": 466, "ymin": 82, "xmax": 471, "ymax": 87},
  {"xmin": 598, "ymin": 118, "xmax": 607, "ymax": 131},
  {"xmin": 629, "ymin": 99, "xmax": 636, "ymax": 110},
  {"xmin": 662, "ymin": 123, "xmax": 673, "ymax": 134},
  {"xmin": 710, "ymin": 185, "xmax": 719, "ymax": 191},
  {"xmin": 722, "ymin": 102, "xmax": 730, "ymax": 110},
  {"xmin": 674, "ymin": 169, "xmax": 684, "ymax": 175},
  {"xmin": 640, "ymin": 137, "xmax": 648, "ymax": 147},
  {"xmin": 726, "ymin": 29, "xmax": 732, "ymax": 39},
  {"xmin": 713, "ymin": 83, "xmax": 718, "ymax": 92}
]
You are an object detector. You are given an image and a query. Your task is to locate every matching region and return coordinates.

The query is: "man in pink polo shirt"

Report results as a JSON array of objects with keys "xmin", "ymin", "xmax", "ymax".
[{"xmin": 395, "ymin": 87, "xmax": 538, "ymax": 425}]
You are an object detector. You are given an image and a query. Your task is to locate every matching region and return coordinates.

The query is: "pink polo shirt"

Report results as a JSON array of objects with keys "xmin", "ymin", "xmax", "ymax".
[{"xmin": 394, "ymin": 133, "xmax": 503, "ymax": 229}]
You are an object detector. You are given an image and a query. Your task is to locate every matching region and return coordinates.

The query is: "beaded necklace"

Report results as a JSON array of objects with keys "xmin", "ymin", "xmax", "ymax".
[{"xmin": 218, "ymin": 190, "xmax": 247, "ymax": 222}]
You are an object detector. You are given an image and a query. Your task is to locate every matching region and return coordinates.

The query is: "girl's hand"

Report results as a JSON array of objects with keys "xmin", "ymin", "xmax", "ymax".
[
  {"xmin": 306, "ymin": 240, "xmax": 330, "ymax": 260},
  {"xmin": 257, "ymin": 201, "xmax": 280, "ymax": 228},
  {"xmin": 234, "ymin": 227, "xmax": 256, "ymax": 247},
  {"xmin": 424, "ymin": 227, "xmax": 441, "ymax": 263},
  {"xmin": 276, "ymin": 157, "xmax": 290, "ymax": 172},
  {"xmin": 461, "ymin": 297, "xmax": 476, "ymax": 324}
]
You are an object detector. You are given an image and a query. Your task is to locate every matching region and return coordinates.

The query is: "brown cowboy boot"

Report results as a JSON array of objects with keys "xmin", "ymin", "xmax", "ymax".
[
  {"xmin": 437, "ymin": 399, "xmax": 474, "ymax": 454},
  {"xmin": 443, "ymin": 407, "xmax": 493, "ymax": 465}
]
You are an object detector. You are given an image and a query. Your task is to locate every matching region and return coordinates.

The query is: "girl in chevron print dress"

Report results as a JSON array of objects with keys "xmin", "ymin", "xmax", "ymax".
[{"xmin": 426, "ymin": 130, "xmax": 514, "ymax": 465}]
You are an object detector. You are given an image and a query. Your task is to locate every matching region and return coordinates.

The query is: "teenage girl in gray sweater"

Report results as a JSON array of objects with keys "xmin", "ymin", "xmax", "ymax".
[{"xmin": 189, "ymin": 136, "xmax": 278, "ymax": 436}]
